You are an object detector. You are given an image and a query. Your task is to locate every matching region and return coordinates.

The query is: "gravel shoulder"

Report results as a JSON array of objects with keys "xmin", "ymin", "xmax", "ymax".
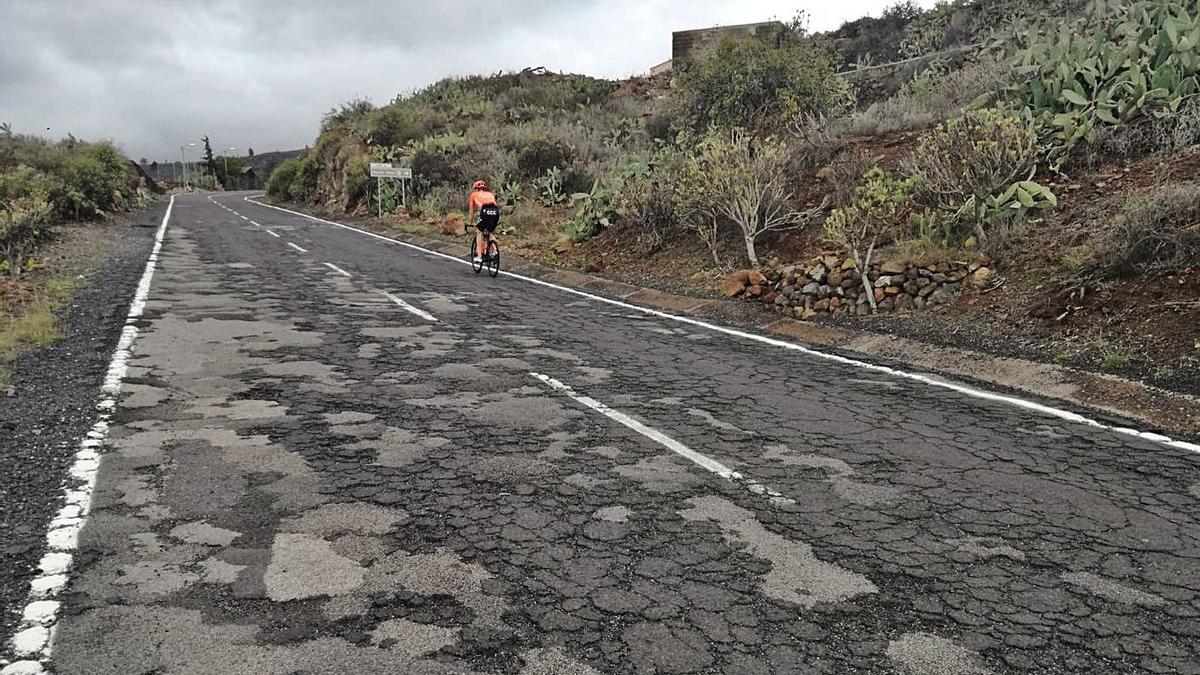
[{"xmin": 0, "ymin": 201, "xmax": 163, "ymax": 649}]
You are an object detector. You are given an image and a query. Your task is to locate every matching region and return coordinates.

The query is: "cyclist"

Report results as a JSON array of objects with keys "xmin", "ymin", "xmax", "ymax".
[{"xmin": 466, "ymin": 180, "xmax": 500, "ymax": 264}]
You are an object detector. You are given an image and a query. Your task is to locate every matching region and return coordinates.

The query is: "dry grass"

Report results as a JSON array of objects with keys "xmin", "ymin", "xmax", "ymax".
[
  {"xmin": 0, "ymin": 274, "xmax": 75, "ymax": 367},
  {"xmin": 840, "ymin": 57, "xmax": 1006, "ymax": 137},
  {"xmin": 0, "ymin": 299, "xmax": 61, "ymax": 360},
  {"xmin": 892, "ymin": 239, "xmax": 980, "ymax": 267},
  {"xmin": 1100, "ymin": 184, "xmax": 1200, "ymax": 276}
]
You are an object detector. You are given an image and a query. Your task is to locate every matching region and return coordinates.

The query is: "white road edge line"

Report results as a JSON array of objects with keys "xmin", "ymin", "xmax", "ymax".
[
  {"xmin": 264, "ymin": 229, "xmax": 280, "ymax": 238},
  {"xmin": 286, "ymin": 242, "xmax": 308, "ymax": 253},
  {"xmin": 380, "ymin": 291, "xmax": 438, "ymax": 322},
  {"xmin": 3, "ymin": 196, "xmax": 176, "ymax": 674},
  {"xmin": 243, "ymin": 196, "xmax": 1200, "ymax": 455},
  {"xmin": 531, "ymin": 373, "xmax": 794, "ymax": 506},
  {"xmin": 323, "ymin": 262, "xmax": 352, "ymax": 277}
]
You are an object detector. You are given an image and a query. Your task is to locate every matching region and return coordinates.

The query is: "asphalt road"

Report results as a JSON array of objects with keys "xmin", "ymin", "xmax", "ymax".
[{"xmin": 6, "ymin": 192, "xmax": 1200, "ymax": 674}]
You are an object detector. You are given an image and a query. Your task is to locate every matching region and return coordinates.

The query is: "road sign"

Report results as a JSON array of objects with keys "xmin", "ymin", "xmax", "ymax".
[
  {"xmin": 369, "ymin": 164, "xmax": 413, "ymax": 216},
  {"xmin": 370, "ymin": 162, "xmax": 408, "ymax": 178}
]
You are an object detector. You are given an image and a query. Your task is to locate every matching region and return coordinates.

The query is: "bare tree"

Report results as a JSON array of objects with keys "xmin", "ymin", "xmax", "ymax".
[
  {"xmin": 699, "ymin": 131, "xmax": 823, "ymax": 266},
  {"xmin": 823, "ymin": 167, "xmax": 914, "ymax": 311}
]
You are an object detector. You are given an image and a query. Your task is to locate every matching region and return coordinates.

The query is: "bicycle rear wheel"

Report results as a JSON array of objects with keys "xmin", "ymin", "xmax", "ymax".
[{"xmin": 486, "ymin": 240, "xmax": 500, "ymax": 278}]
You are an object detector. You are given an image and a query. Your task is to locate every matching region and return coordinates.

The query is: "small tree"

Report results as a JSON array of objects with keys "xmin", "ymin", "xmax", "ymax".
[
  {"xmin": 695, "ymin": 131, "xmax": 822, "ymax": 267},
  {"xmin": 247, "ymin": 147, "xmax": 254, "ymax": 158},
  {"xmin": 201, "ymin": 135, "xmax": 216, "ymax": 176},
  {"xmin": 824, "ymin": 167, "xmax": 917, "ymax": 310}
]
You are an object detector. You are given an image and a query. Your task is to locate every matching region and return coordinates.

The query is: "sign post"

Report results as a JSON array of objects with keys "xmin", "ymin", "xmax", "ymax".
[{"xmin": 369, "ymin": 163, "xmax": 413, "ymax": 217}]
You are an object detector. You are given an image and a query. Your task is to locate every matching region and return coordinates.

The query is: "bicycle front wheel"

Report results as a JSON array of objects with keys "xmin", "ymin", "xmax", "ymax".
[{"xmin": 486, "ymin": 240, "xmax": 500, "ymax": 278}]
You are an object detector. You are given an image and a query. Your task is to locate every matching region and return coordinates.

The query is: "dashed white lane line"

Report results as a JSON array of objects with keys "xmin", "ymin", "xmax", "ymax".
[
  {"xmin": 244, "ymin": 196, "xmax": 1200, "ymax": 456},
  {"xmin": 264, "ymin": 229, "xmax": 280, "ymax": 238},
  {"xmin": 2, "ymin": 197, "xmax": 177, "ymax": 674},
  {"xmin": 323, "ymin": 262, "xmax": 352, "ymax": 277},
  {"xmin": 380, "ymin": 291, "xmax": 438, "ymax": 322},
  {"xmin": 249, "ymin": 221, "xmax": 261, "ymax": 227},
  {"xmin": 238, "ymin": 215, "xmax": 248, "ymax": 221},
  {"xmin": 531, "ymin": 373, "xmax": 794, "ymax": 507},
  {"xmin": 287, "ymin": 242, "xmax": 308, "ymax": 253}
]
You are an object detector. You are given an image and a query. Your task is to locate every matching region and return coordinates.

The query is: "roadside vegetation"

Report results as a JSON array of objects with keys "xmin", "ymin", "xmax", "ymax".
[
  {"xmin": 0, "ymin": 125, "xmax": 149, "ymax": 378},
  {"xmin": 270, "ymin": 0, "xmax": 1200, "ymax": 388}
]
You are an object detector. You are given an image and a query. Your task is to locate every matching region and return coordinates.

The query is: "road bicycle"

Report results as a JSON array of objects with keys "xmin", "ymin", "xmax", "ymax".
[{"xmin": 466, "ymin": 226, "xmax": 500, "ymax": 278}]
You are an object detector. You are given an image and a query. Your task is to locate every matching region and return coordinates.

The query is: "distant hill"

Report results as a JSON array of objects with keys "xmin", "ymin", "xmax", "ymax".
[
  {"xmin": 245, "ymin": 149, "xmax": 305, "ymax": 177},
  {"xmin": 140, "ymin": 148, "xmax": 305, "ymax": 188}
]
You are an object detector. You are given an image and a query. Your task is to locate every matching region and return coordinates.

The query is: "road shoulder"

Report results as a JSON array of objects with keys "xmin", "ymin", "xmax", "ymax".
[{"xmin": 0, "ymin": 201, "xmax": 164, "ymax": 657}]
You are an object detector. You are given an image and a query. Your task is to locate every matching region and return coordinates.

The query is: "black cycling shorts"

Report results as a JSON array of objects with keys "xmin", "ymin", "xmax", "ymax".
[{"xmin": 475, "ymin": 204, "xmax": 500, "ymax": 232}]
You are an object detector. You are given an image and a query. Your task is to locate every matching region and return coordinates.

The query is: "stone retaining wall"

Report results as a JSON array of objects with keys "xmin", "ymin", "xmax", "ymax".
[{"xmin": 726, "ymin": 256, "xmax": 993, "ymax": 318}]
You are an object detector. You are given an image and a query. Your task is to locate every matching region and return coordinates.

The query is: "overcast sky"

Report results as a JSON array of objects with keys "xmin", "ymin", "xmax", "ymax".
[{"xmin": 1, "ymin": 0, "xmax": 934, "ymax": 161}]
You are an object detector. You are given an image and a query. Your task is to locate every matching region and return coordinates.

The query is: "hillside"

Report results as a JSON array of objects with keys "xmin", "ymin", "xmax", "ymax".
[{"xmin": 267, "ymin": 0, "xmax": 1200, "ymax": 393}]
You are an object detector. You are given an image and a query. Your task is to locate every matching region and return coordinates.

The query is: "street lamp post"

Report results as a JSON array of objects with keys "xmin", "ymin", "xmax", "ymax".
[
  {"xmin": 179, "ymin": 142, "xmax": 197, "ymax": 188},
  {"xmin": 224, "ymin": 147, "xmax": 236, "ymax": 190}
]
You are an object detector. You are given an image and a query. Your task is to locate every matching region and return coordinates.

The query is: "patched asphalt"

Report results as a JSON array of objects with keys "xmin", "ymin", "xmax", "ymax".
[{"xmin": 4, "ymin": 193, "xmax": 1199, "ymax": 674}]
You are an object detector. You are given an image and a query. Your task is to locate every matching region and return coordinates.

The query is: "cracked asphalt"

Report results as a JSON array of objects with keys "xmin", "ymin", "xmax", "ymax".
[{"xmin": 8, "ymin": 193, "xmax": 1200, "ymax": 674}]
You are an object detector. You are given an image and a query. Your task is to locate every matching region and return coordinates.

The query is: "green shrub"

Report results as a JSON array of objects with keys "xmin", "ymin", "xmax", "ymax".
[
  {"xmin": 287, "ymin": 155, "xmax": 319, "ymax": 202},
  {"xmin": 613, "ymin": 148, "xmax": 699, "ymax": 250},
  {"xmin": 321, "ymin": 97, "xmax": 374, "ymax": 133},
  {"xmin": 0, "ymin": 165, "xmax": 55, "ymax": 204},
  {"xmin": 514, "ymin": 138, "xmax": 573, "ymax": 179},
  {"xmin": 674, "ymin": 37, "xmax": 853, "ymax": 133},
  {"xmin": 644, "ymin": 113, "xmax": 674, "ymax": 142},
  {"xmin": 411, "ymin": 148, "xmax": 464, "ymax": 190},
  {"xmin": 409, "ymin": 193, "xmax": 443, "ymax": 219},
  {"xmin": 0, "ymin": 133, "xmax": 138, "ymax": 225},
  {"xmin": 0, "ymin": 196, "xmax": 53, "ymax": 277},
  {"xmin": 904, "ymin": 109, "xmax": 1053, "ymax": 243},
  {"xmin": 1000, "ymin": 0, "xmax": 1200, "ymax": 168},
  {"xmin": 343, "ymin": 154, "xmax": 371, "ymax": 206},
  {"xmin": 362, "ymin": 107, "xmax": 434, "ymax": 147},
  {"xmin": 503, "ymin": 203, "xmax": 542, "ymax": 234},
  {"xmin": 266, "ymin": 158, "xmax": 301, "ymax": 199}
]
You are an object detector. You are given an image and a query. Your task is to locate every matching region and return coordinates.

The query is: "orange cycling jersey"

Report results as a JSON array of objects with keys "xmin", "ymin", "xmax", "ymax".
[{"xmin": 469, "ymin": 190, "xmax": 497, "ymax": 212}]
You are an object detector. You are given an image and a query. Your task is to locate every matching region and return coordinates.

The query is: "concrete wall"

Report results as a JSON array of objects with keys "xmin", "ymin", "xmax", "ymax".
[{"xmin": 672, "ymin": 21, "xmax": 786, "ymax": 69}]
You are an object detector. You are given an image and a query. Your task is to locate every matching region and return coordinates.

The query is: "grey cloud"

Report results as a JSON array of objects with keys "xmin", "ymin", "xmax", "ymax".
[{"xmin": 0, "ymin": 0, "xmax": 928, "ymax": 160}]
